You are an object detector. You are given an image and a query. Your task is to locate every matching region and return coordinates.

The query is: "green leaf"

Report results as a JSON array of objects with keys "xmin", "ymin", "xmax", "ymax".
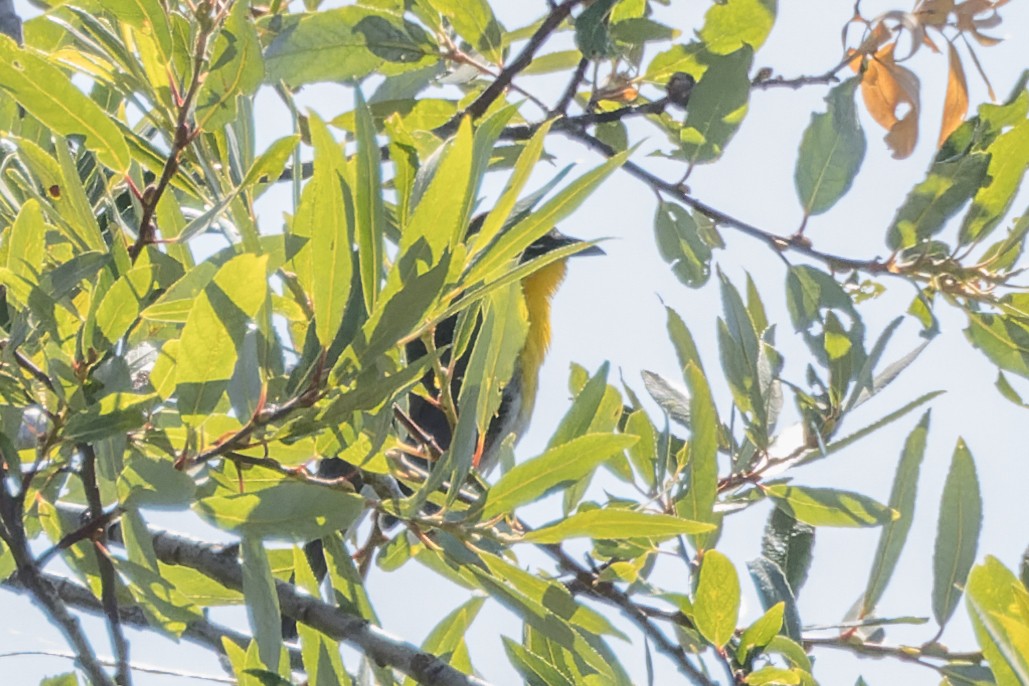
[
  {"xmin": 466, "ymin": 148, "xmax": 631, "ymax": 285},
  {"xmin": 470, "ymin": 120, "xmax": 554, "ymax": 256},
  {"xmin": 303, "ymin": 114, "xmax": 354, "ymax": 349},
  {"xmin": 766, "ymin": 485, "xmax": 896, "ymax": 528},
  {"xmin": 293, "ymin": 548, "xmax": 351, "ymax": 686},
  {"xmin": 795, "ymin": 78, "xmax": 866, "ymax": 218},
  {"xmin": 427, "ymin": 0, "xmax": 504, "ymax": 64},
  {"xmin": 3, "ymin": 199, "xmax": 45, "ymax": 286},
  {"xmin": 117, "ymin": 451, "xmax": 196, "ymax": 508},
  {"xmin": 402, "ymin": 597, "xmax": 484, "ymax": 686},
  {"xmin": 103, "ymin": 0, "xmax": 172, "ymax": 59},
  {"xmin": 862, "ymin": 411, "xmax": 929, "ymax": 616},
  {"xmin": 694, "ymin": 550, "xmax": 740, "ymax": 649},
  {"xmin": 482, "ymin": 433, "xmax": 638, "ymax": 518},
  {"xmin": 965, "ymin": 311, "xmax": 1029, "ymax": 378},
  {"xmin": 176, "ymin": 254, "xmax": 269, "ymax": 421},
  {"xmin": 194, "ymin": 481, "xmax": 365, "ymax": 539},
  {"xmin": 549, "ymin": 363, "xmax": 611, "ymax": 448},
  {"xmin": 745, "ymin": 667, "xmax": 801, "ymax": 685},
  {"xmin": 761, "ymin": 508, "xmax": 814, "ymax": 596},
  {"xmin": 886, "ymin": 149, "xmax": 989, "ymax": 250},
  {"xmin": 654, "ymin": 201, "xmax": 712, "ymax": 287},
  {"xmin": 737, "ymin": 602, "xmax": 785, "ymax": 663},
  {"xmin": 502, "ymin": 638, "xmax": 575, "ymax": 686},
  {"xmin": 353, "ymin": 89, "xmax": 385, "ymax": 315},
  {"xmin": 263, "ymin": 8, "xmax": 435, "ymax": 87},
  {"xmin": 399, "ymin": 117, "xmax": 474, "ymax": 264},
  {"xmin": 666, "ymin": 304, "xmax": 705, "ymax": 374},
  {"xmin": 747, "ymin": 558, "xmax": 802, "ymax": 640},
  {"xmin": 0, "ymin": 37, "xmax": 130, "ymax": 171},
  {"xmin": 678, "ymin": 47, "xmax": 752, "ymax": 165},
  {"xmin": 196, "ymin": 0, "xmax": 263, "ymax": 129},
  {"xmin": 92, "ymin": 265, "xmax": 157, "ymax": 349},
  {"xmin": 960, "ymin": 118, "xmax": 1029, "ymax": 245},
  {"xmin": 700, "ymin": 0, "xmax": 776, "ymax": 54},
  {"xmin": 966, "ymin": 556, "xmax": 1029, "ymax": 685},
  {"xmin": 575, "ymin": 0, "xmax": 618, "ymax": 57},
  {"xmin": 640, "ymin": 370, "xmax": 690, "ymax": 427},
  {"xmin": 240, "ymin": 535, "xmax": 283, "ymax": 673},
  {"xmin": 63, "ymin": 393, "xmax": 155, "ymax": 443},
  {"xmin": 524, "ymin": 509, "xmax": 714, "ymax": 544},
  {"xmin": 676, "ymin": 363, "xmax": 719, "ymax": 549},
  {"xmin": 932, "ymin": 438, "xmax": 983, "ymax": 628}
]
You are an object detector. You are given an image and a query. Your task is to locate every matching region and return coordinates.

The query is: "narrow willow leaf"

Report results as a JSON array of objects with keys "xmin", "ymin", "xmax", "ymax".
[
  {"xmin": 679, "ymin": 47, "xmax": 753, "ymax": 165},
  {"xmin": 176, "ymin": 254, "xmax": 269, "ymax": 421},
  {"xmin": 195, "ymin": 0, "xmax": 263, "ymax": 130},
  {"xmin": 737, "ymin": 602, "xmax": 785, "ymax": 663},
  {"xmin": 862, "ymin": 411, "xmax": 930, "ymax": 616},
  {"xmin": 699, "ymin": 0, "xmax": 776, "ymax": 55},
  {"xmin": 63, "ymin": 393, "xmax": 155, "ymax": 443},
  {"xmin": 483, "ymin": 433, "xmax": 638, "ymax": 518},
  {"xmin": 3, "ymin": 199, "xmax": 45, "ymax": 284},
  {"xmin": 761, "ymin": 508, "xmax": 815, "ymax": 596},
  {"xmin": 240, "ymin": 535, "xmax": 283, "ymax": 673},
  {"xmin": 194, "ymin": 481, "xmax": 365, "ymax": 540},
  {"xmin": 264, "ymin": 7, "xmax": 435, "ymax": 87},
  {"xmin": 965, "ymin": 311, "xmax": 1029, "ymax": 378},
  {"xmin": 640, "ymin": 370, "xmax": 690, "ymax": 428},
  {"xmin": 766, "ymin": 485, "xmax": 896, "ymax": 528},
  {"xmin": 401, "ymin": 597, "xmax": 484, "ymax": 686},
  {"xmin": 748, "ymin": 558, "xmax": 803, "ymax": 641},
  {"xmin": 966, "ymin": 556, "xmax": 1029, "ymax": 685},
  {"xmin": 354, "ymin": 88, "xmax": 385, "ymax": 314},
  {"xmin": 694, "ymin": 550, "xmax": 740, "ymax": 649},
  {"xmin": 0, "ymin": 37, "xmax": 130, "ymax": 171},
  {"xmin": 795, "ymin": 78, "xmax": 866, "ymax": 218},
  {"xmin": 676, "ymin": 363, "xmax": 719, "ymax": 549},
  {"xmin": 524, "ymin": 509, "xmax": 714, "ymax": 544},
  {"xmin": 932, "ymin": 439, "xmax": 983, "ymax": 628},
  {"xmin": 472, "ymin": 119, "xmax": 554, "ymax": 256},
  {"xmin": 548, "ymin": 363, "xmax": 611, "ymax": 449},
  {"xmin": 502, "ymin": 637, "xmax": 575, "ymax": 686},
  {"xmin": 654, "ymin": 200, "xmax": 712, "ymax": 287},
  {"xmin": 426, "ymin": 0, "xmax": 503, "ymax": 64},
  {"xmin": 575, "ymin": 0, "xmax": 618, "ymax": 57},
  {"xmin": 401, "ymin": 116, "xmax": 473, "ymax": 262},
  {"xmin": 293, "ymin": 548, "xmax": 351, "ymax": 686},
  {"xmin": 306, "ymin": 114, "xmax": 353, "ymax": 349},
  {"xmin": 466, "ymin": 148, "xmax": 631, "ymax": 285},
  {"xmin": 960, "ymin": 117, "xmax": 1029, "ymax": 245}
]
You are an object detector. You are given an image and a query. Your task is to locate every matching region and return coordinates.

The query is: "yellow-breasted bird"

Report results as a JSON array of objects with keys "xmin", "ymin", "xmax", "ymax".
[{"xmin": 403, "ymin": 225, "xmax": 603, "ymax": 475}]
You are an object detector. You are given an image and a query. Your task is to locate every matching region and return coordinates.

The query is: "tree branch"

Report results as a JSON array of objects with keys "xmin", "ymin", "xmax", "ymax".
[
  {"xmin": 540, "ymin": 543, "xmax": 715, "ymax": 686},
  {"xmin": 146, "ymin": 528, "xmax": 492, "ymax": 686},
  {"xmin": 2, "ymin": 571, "xmax": 305, "ymax": 673},
  {"xmin": 79, "ymin": 444, "xmax": 131, "ymax": 686},
  {"xmin": 455, "ymin": 0, "xmax": 586, "ymax": 123}
]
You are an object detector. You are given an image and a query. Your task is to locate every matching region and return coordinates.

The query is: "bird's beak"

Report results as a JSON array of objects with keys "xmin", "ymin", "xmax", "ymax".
[{"xmin": 547, "ymin": 228, "xmax": 605, "ymax": 257}]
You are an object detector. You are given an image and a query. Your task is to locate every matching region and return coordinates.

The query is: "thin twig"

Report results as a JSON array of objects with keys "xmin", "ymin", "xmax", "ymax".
[
  {"xmin": 129, "ymin": 6, "xmax": 221, "ymax": 260},
  {"xmin": 79, "ymin": 444, "xmax": 131, "ymax": 686},
  {"xmin": 540, "ymin": 543, "xmax": 715, "ymax": 686},
  {"xmin": 0, "ymin": 340, "xmax": 57, "ymax": 394},
  {"xmin": 455, "ymin": 0, "xmax": 587, "ymax": 123},
  {"xmin": 552, "ymin": 57, "xmax": 590, "ymax": 115},
  {"xmin": 0, "ymin": 467, "xmax": 115, "ymax": 686}
]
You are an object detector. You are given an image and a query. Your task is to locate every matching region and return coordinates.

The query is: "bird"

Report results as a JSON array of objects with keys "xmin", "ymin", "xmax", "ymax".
[
  {"xmin": 401, "ymin": 225, "xmax": 603, "ymax": 476},
  {"xmin": 282, "ymin": 221, "xmax": 601, "ymax": 640}
]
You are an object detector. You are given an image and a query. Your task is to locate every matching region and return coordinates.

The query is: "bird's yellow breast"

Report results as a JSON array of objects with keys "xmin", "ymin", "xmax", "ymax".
[{"xmin": 517, "ymin": 258, "xmax": 569, "ymax": 415}]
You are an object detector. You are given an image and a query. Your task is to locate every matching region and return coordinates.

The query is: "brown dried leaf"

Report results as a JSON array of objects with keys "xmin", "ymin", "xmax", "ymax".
[
  {"xmin": 859, "ymin": 43, "xmax": 922, "ymax": 158},
  {"xmin": 939, "ymin": 41, "xmax": 969, "ymax": 147},
  {"xmin": 955, "ymin": 0, "xmax": 1007, "ymax": 46},
  {"xmin": 915, "ymin": 0, "xmax": 956, "ymax": 27}
]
